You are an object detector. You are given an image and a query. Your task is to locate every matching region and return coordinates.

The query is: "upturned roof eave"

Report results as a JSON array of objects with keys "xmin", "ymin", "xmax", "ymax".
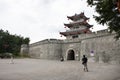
[
  {"xmin": 60, "ymin": 28, "xmax": 91, "ymax": 36},
  {"xmin": 64, "ymin": 21, "xmax": 92, "ymax": 28}
]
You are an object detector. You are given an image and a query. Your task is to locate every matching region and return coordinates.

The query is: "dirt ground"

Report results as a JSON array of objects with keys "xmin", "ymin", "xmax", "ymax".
[{"xmin": 0, "ymin": 59, "xmax": 120, "ymax": 80}]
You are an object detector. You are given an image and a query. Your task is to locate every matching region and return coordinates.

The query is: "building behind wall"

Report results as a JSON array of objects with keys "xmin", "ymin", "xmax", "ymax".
[{"xmin": 21, "ymin": 12, "xmax": 120, "ymax": 64}]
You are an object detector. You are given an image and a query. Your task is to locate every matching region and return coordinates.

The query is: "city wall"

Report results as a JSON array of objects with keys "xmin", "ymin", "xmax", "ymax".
[
  {"xmin": 28, "ymin": 39, "xmax": 63, "ymax": 60},
  {"xmin": 21, "ymin": 29, "xmax": 120, "ymax": 64}
]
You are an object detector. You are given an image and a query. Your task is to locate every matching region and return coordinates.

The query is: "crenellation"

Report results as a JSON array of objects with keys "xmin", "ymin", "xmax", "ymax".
[
  {"xmin": 96, "ymin": 29, "xmax": 109, "ymax": 33},
  {"xmin": 30, "ymin": 39, "xmax": 63, "ymax": 47}
]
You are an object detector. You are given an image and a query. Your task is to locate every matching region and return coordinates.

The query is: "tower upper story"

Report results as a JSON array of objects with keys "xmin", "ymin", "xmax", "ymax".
[{"xmin": 60, "ymin": 12, "xmax": 93, "ymax": 39}]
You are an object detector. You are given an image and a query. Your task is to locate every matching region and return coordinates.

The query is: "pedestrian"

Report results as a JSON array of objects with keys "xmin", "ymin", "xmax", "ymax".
[
  {"xmin": 9, "ymin": 53, "xmax": 14, "ymax": 64},
  {"xmin": 82, "ymin": 55, "xmax": 88, "ymax": 72},
  {"xmin": 60, "ymin": 56, "xmax": 64, "ymax": 62}
]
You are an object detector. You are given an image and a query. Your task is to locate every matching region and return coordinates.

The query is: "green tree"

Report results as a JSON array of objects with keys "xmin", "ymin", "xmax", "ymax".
[
  {"xmin": 23, "ymin": 37, "xmax": 30, "ymax": 44},
  {"xmin": 0, "ymin": 29, "xmax": 30, "ymax": 57},
  {"xmin": 87, "ymin": 0, "xmax": 120, "ymax": 39}
]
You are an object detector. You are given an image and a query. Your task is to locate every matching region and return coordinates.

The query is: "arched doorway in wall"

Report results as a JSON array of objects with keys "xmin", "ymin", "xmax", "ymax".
[{"xmin": 67, "ymin": 50, "xmax": 75, "ymax": 60}]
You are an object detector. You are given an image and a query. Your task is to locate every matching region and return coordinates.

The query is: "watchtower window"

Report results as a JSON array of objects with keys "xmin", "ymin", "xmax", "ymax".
[
  {"xmin": 72, "ymin": 35, "xmax": 78, "ymax": 39},
  {"xmin": 74, "ymin": 26, "xmax": 79, "ymax": 29}
]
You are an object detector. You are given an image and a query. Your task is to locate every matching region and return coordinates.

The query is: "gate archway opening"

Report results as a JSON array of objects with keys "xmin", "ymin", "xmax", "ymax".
[{"xmin": 67, "ymin": 50, "xmax": 75, "ymax": 60}]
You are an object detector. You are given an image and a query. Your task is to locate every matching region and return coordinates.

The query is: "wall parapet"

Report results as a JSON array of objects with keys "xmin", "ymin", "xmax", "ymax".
[
  {"xmin": 64, "ymin": 29, "xmax": 116, "ymax": 43},
  {"xmin": 30, "ymin": 39, "xmax": 63, "ymax": 47}
]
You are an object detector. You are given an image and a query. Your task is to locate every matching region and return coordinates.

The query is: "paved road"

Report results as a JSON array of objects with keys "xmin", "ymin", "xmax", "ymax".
[{"xmin": 0, "ymin": 59, "xmax": 120, "ymax": 80}]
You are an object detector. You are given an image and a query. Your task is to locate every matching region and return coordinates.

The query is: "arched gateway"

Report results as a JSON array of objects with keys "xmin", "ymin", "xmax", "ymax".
[{"xmin": 67, "ymin": 50, "xmax": 75, "ymax": 60}]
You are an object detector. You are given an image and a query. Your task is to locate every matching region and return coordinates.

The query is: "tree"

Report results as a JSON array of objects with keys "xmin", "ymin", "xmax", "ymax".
[
  {"xmin": 0, "ymin": 29, "xmax": 30, "ymax": 57},
  {"xmin": 23, "ymin": 37, "xmax": 30, "ymax": 44},
  {"xmin": 87, "ymin": 0, "xmax": 120, "ymax": 39}
]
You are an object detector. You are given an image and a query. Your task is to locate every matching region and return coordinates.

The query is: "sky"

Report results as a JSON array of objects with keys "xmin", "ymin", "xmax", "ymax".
[{"xmin": 0, "ymin": 0, "xmax": 107, "ymax": 43}]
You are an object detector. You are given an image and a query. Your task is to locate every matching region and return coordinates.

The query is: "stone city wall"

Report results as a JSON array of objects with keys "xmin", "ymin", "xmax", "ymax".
[
  {"xmin": 62, "ymin": 29, "xmax": 120, "ymax": 64},
  {"xmin": 21, "ymin": 29, "xmax": 120, "ymax": 64},
  {"xmin": 20, "ymin": 44, "xmax": 29, "ymax": 56},
  {"xmin": 80, "ymin": 32, "xmax": 120, "ymax": 64},
  {"xmin": 28, "ymin": 39, "xmax": 63, "ymax": 60},
  {"xmin": 62, "ymin": 41, "xmax": 81, "ymax": 60}
]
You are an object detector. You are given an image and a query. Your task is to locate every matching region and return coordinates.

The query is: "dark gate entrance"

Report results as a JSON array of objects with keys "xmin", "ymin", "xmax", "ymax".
[{"xmin": 67, "ymin": 50, "xmax": 75, "ymax": 60}]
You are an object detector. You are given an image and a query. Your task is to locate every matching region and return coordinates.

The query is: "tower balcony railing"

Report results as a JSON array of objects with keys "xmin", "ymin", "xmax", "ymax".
[{"xmin": 66, "ymin": 27, "xmax": 86, "ymax": 32}]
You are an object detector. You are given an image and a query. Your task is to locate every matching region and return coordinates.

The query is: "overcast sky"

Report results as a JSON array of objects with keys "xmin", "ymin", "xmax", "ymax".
[{"xmin": 0, "ymin": 0, "xmax": 107, "ymax": 43}]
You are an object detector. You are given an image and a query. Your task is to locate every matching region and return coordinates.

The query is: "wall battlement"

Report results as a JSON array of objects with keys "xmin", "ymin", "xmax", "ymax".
[
  {"xmin": 80, "ymin": 29, "xmax": 114, "ymax": 40},
  {"xmin": 64, "ymin": 29, "xmax": 115, "ymax": 43},
  {"xmin": 93, "ymin": 29, "xmax": 109, "ymax": 34},
  {"xmin": 30, "ymin": 39, "xmax": 63, "ymax": 47},
  {"xmin": 29, "ymin": 29, "xmax": 113, "ymax": 46}
]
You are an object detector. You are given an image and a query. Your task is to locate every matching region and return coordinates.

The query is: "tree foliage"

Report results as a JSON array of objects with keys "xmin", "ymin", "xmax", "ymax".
[
  {"xmin": 87, "ymin": 0, "xmax": 120, "ymax": 39},
  {"xmin": 0, "ymin": 29, "xmax": 30, "ymax": 56}
]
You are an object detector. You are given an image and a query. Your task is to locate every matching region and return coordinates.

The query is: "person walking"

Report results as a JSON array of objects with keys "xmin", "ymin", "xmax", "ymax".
[
  {"xmin": 60, "ymin": 56, "xmax": 64, "ymax": 62},
  {"xmin": 9, "ymin": 53, "xmax": 14, "ymax": 64},
  {"xmin": 82, "ymin": 55, "xmax": 88, "ymax": 72}
]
